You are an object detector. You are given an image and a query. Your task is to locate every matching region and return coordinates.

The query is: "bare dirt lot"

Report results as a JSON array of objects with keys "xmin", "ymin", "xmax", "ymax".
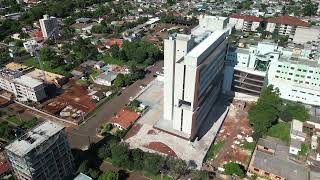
[{"xmin": 204, "ymin": 100, "xmax": 254, "ymax": 171}]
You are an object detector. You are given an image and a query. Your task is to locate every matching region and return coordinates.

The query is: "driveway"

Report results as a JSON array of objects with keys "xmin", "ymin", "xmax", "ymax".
[{"xmin": 67, "ymin": 61, "xmax": 163, "ymax": 149}]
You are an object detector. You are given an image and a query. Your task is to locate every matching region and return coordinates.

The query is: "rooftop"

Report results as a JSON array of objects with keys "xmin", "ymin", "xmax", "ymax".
[
  {"xmin": 230, "ymin": 13, "xmax": 263, "ymax": 22},
  {"xmin": 5, "ymin": 121, "xmax": 64, "ymax": 157},
  {"xmin": 14, "ymin": 75, "xmax": 44, "ymax": 88},
  {"xmin": 253, "ymin": 137, "xmax": 308, "ymax": 180},
  {"xmin": 187, "ymin": 30, "xmax": 226, "ymax": 59},
  {"xmin": 74, "ymin": 173, "xmax": 92, "ymax": 180},
  {"xmin": 279, "ymin": 56, "xmax": 320, "ymax": 68},
  {"xmin": 96, "ymin": 72, "xmax": 117, "ymax": 82},
  {"xmin": 111, "ymin": 108, "xmax": 140, "ymax": 129},
  {"xmin": 267, "ymin": 15, "xmax": 309, "ymax": 27}
]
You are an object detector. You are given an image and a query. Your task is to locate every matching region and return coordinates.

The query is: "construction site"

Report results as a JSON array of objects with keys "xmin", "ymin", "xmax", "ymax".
[{"xmin": 203, "ymin": 99, "xmax": 254, "ymax": 172}]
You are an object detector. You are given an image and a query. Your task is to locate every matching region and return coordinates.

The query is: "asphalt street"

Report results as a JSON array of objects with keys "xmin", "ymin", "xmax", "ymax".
[{"xmin": 67, "ymin": 61, "xmax": 163, "ymax": 149}]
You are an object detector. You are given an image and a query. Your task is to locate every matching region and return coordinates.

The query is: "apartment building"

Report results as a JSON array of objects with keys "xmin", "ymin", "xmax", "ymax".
[
  {"xmin": 0, "ymin": 68, "xmax": 46, "ymax": 102},
  {"xmin": 161, "ymin": 15, "xmax": 231, "ymax": 140},
  {"xmin": 5, "ymin": 121, "xmax": 75, "ymax": 180},
  {"xmin": 39, "ymin": 14, "xmax": 58, "ymax": 39},
  {"xmin": 229, "ymin": 13, "xmax": 263, "ymax": 32},
  {"xmin": 266, "ymin": 15, "xmax": 309, "ymax": 36}
]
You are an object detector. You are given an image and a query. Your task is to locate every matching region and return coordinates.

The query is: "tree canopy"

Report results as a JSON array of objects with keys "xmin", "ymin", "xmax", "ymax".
[{"xmin": 223, "ymin": 162, "xmax": 246, "ymax": 178}]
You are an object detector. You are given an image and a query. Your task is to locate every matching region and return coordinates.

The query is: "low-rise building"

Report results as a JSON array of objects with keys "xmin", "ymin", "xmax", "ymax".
[
  {"xmin": 229, "ymin": 14, "xmax": 263, "ymax": 32},
  {"xmin": 0, "ymin": 68, "xmax": 46, "ymax": 102},
  {"xmin": 94, "ymin": 72, "xmax": 117, "ymax": 86},
  {"xmin": 248, "ymin": 137, "xmax": 308, "ymax": 180},
  {"xmin": 111, "ymin": 108, "xmax": 140, "ymax": 130},
  {"xmin": 266, "ymin": 15, "xmax": 309, "ymax": 36}
]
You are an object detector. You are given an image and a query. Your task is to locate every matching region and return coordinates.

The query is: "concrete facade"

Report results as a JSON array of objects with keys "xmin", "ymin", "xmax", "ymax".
[
  {"xmin": 163, "ymin": 15, "xmax": 230, "ymax": 139},
  {"xmin": 0, "ymin": 68, "xmax": 46, "ymax": 102},
  {"xmin": 5, "ymin": 122, "xmax": 75, "ymax": 180}
]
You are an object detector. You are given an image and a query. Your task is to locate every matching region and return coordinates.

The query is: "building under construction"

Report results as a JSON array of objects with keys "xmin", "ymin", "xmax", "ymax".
[
  {"xmin": 232, "ymin": 68, "xmax": 265, "ymax": 96},
  {"xmin": 5, "ymin": 121, "xmax": 74, "ymax": 180}
]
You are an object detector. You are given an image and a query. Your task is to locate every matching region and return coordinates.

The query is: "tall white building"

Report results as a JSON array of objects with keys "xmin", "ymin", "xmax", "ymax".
[
  {"xmin": 161, "ymin": 15, "xmax": 231, "ymax": 140},
  {"xmin": 39, "ymin": 14, "xmax": 58, "ymax": 39},
  {"xmin": 5, "ymin": 121, "xmax": 75, "ymax": 180}
]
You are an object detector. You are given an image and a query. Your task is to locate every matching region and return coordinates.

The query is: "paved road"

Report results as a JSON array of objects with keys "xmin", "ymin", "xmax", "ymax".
[{"xmin": 68, "ymin": 61, "xmax": 163, "ymax": 149}]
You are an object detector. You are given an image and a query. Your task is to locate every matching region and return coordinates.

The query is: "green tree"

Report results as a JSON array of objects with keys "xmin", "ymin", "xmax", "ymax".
[
  {"xmin": 248, "ymin": 85, "xmax": 282, "ymax": 139},
  {"xmin": 303, "ymin": 1, "xmax": 318, "ymax": 16},
  {"xmin": 223, "ymin": 162, "xmax": 246, "ymax": 178},
  {"xmin": 143, "ymin": 153, "xmax": 165, "ymax": 175},
  {"xmin": 167, "ymin": 158, "xmax": 188, "ymax": 178},
  {"xmin": 110, "ymin": 45, "xmax": 120, "ymax": 59},
  {"xmin": 130, "ymin": 148, "xmax": 144, "ymax": 170},
  {"xmin": 77, "ymin": 160, "xmax": 90, "ymax": 174},
  {"xmin": 98, "ymin": 144, "xmax": 111, "ymax": 160},
  {"xmin": 111, "ymin": 143, "xmax": 130, "ymax": 168},
  {"xmin": 284, "ymin": 102, "xmax": 309, "ymax": 122},
  {"xmin": 98, "ymin": 171, "xmax": 119, "ymax": 180}
]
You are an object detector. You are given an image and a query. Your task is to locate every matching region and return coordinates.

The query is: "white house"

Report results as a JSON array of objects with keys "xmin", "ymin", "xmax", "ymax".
[
  {"xmin": 266, "ymin": 15, "xmax": 309, "ymax": 36},
  {"xmin": 94, "ymin": 72, "xmax": 117, "ymax": 86}
]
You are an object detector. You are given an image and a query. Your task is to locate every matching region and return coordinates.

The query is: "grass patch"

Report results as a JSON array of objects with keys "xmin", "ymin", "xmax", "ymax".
[
  {"xmin": 299, "ymin": 143, "xmax": 309, "ymax": 156},
  {"xmin": 206, "ymin": 140, "xmax": 225, "ymax": 160},
  {"xmin": 7, "ymin": 116, "xmax": 23, "ymax": 126},
  {"xmin": 23, "ymin": 57, "xmax": 71, "ymax": 77},
  {"xmin": 267, "ymin": 122, "xmax": 290, "ymax": 143},
  {"xmin": 240, "ymin": 142, "xmax": 256, "ymax": 151},
  {"xmin": 76, "ymin": 79, "xmax": 90, "ymax": 86}
]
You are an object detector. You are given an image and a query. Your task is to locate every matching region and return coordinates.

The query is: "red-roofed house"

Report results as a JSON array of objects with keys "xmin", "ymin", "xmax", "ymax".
[
  {"xmin": 0, "ymin": 160, "xmax": 10, "ymax": 176},
  {"xmin": 111, "ymin": 108, "xmax": 140, "ymax": 130},
  {"xmin": 266, "ymin": 15, "xmax": 309, "ymax": 36},
  {"xmin": 229, "ymin": 14, "xmax": 263, "ymax": 32},
  {"xmin": 105, "ymin": 38, "xmax": 123, "ymax": 49}
]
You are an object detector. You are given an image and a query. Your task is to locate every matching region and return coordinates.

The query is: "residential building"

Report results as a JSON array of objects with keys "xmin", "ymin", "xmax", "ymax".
[
  {"xmin": 229, "ymin": 14, "xmax": 263, "ymax": 32},
  {"xmin": 161, "ymin": 15, "xmax": 231, "ymax": 140},
  {"xmin": 5, "ymin": 121, "xmax": 75, "ymax": 180},
  {"xmin": 23, "ymin": 40, "xmax": 38, "ymax": 56},
  {"xmin": 289, "ymin": 120, "xmax": 306, "ymax": 155},
  {"xmin": 266, "ymin": 15, "xmax": 309, "ymax": 36},
  {"xmin": 94, "ymin": 72, "xmax": 117, "ymax": 86},
  {"xmin": 0, "ymin": 68, "xmax": 46, "ymax": 102},
  {"xmin": 39, "ymin": 15, "xmax": 58, "ymax": 39},
  {"xmin": 248, "ymin": 137, "xmax": 308, "ymax": 180},
  {"xmin": 293, "ymin": 26, "xmax": 320, "ymax": 44},
  {"xmin": 111, "ymin": 108, "xmax": 140, "ymax": 130}
]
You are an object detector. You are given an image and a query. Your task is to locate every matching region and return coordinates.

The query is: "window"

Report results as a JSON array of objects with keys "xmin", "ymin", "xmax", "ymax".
[
  {"xmin": 253, "ymin": 168, "xmax": 259, "ymax": 172},
  {"xmin": 310, "ymin": 70, "xmax": 314, "ymax": 73},
  {"xmin": 278, "ymin": 65, "xmax": 282, "ymax": 67},
  {"xmin": 291, "ymin": 67, "xmax": 294, "ymax": 70},
  {"xmin": 263, "ymin": 147, "xmax": 269, "ymax": 150},
  {"xmin": 264, "ymin": 172, "xmax": 270, "ymax": 176},
  {"xmin": 298, "ymin": 69, "xmax": 302, "ymax": 71},
  {"xmin": 287, "ymin": 78, "xmax": 291, "ymax": 80},
  {"xmin": 307, "ymin": 76, "xmax": 311, "ymax": 78},
  {"xmin": 289, "ymin": 73, "xmax": 293, "ymax": 75},
  {"xmin": 303, "ymin": 70, "xmax": 307, "ymax": 72},
  {"xmin": 276, "ymin": 70, "xmax": 280, "ymax": 73},
  {"xmin": 275, "ymin": 76, "xmax": 279, "ymax": 78}
]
